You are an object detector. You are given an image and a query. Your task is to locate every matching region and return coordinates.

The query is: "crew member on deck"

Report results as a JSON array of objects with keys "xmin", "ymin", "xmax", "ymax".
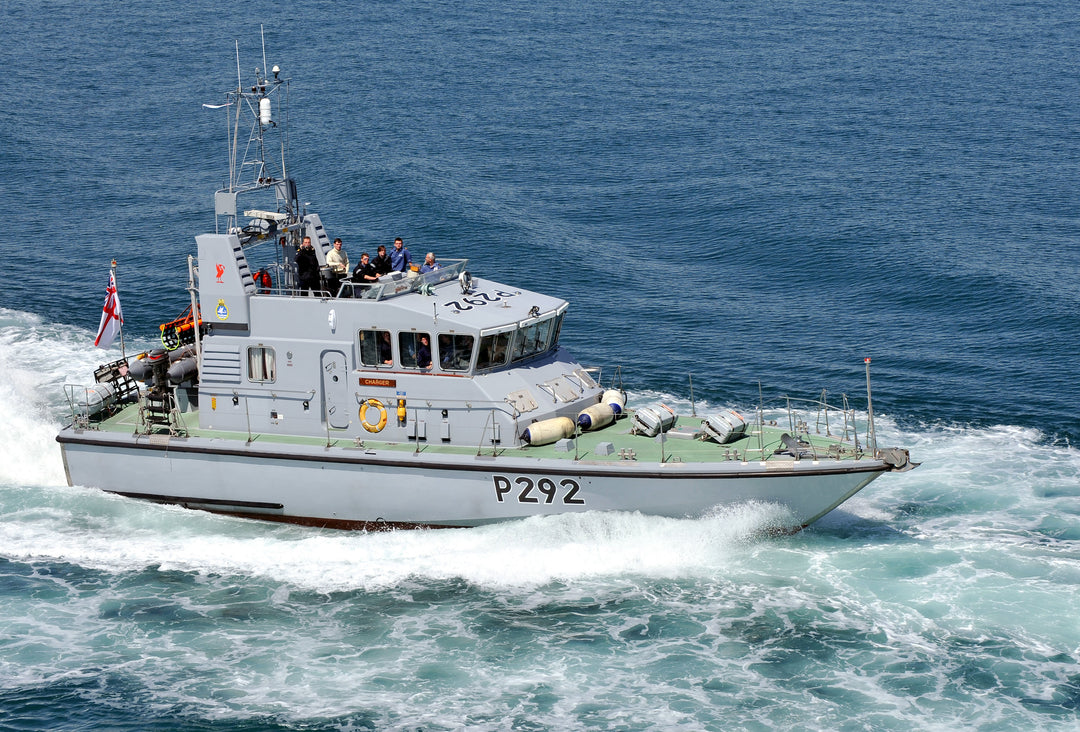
[
  {"xmin": 419, "ymin": 252, "xmax": 441, "ymax": 273},
  {"xmin": 326, "ymin": 237, "xmax": 349, "ymax": 295},
  {"xmin": 372, "ymin": 244, "xmax": 392, "ymax": 276},
  {"xmin": 389, "ymin": 237, "xmax": 412, "ymax": 273},
  {"xmin": 352, "ymin": 252, "xmax": 380, "ymax": 285},
  {"xmin": 326, "ymin": 237, "xmax": 349, "ymax": 276},
  {"xmin": 295, "ymin": 236, "xmax": 319, "ymax": 295}
]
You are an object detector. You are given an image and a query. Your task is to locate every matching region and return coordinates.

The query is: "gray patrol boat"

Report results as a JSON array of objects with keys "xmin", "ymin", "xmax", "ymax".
[{"xmin": 57, "ymin": 57, "xmax": 915, "ymax": 532}]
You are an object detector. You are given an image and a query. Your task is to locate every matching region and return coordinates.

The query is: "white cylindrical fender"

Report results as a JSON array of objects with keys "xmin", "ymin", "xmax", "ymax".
[
  {"xmin": 631, "ymin": 403, "xmax": 678, "ymax": 437},
  {"xmin": 577, "ymin": 403, "xmax": 615, "ymax": 431},
  {"xmin": 522, "ymin": 416, "xmax": 576, "ymax": 446},
  {"xmin": 602, "ymin": 389, "xmax": 627, "ymax": 415}
]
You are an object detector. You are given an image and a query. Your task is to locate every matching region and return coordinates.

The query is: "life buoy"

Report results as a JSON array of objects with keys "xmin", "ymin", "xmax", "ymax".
[{"xmin": 359, "ymin": 398, "xmax": 388, "ymax": 433}]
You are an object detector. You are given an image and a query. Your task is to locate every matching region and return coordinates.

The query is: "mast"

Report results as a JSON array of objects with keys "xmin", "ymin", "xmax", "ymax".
[
  {"xmin": 211, "ymin": 31, "xmax": 298, "ymax": 236},
  {"xmin": 111, "ymin": 259, "xmax": 126, "ymax": 360}
]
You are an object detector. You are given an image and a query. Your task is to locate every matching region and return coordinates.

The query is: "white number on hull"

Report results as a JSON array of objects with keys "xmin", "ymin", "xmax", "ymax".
[{"xmin": 493, "ymin": 475, "xmax": 585, "ymax": 505}]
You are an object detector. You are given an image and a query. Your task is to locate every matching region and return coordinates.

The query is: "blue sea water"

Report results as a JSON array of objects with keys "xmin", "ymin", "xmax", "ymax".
[{"xmin": 2, "ymin": 0, "xmax": 1080, "ymax": 729}]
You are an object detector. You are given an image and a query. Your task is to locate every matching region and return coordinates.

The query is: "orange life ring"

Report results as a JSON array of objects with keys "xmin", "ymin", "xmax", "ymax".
[{"xmin": 360, "ymin": 399, "xmax": 388, "ymax": 432}]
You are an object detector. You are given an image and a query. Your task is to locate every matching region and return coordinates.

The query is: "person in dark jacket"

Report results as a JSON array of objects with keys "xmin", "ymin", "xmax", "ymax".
[
  {"xmin": 352, "ymin": 252, "xmax": 380, "ymax": 284},
  {"xmin": 295, "ymin": 236, "xmax": 320, "ymax": 295},
  {"xmin": 416, "ymin": 335, "xmax": 432, "ymax": 369},
  {"xmin": 372, "ymin": 244, "xmax": 393, "ymax": 276},
  {"xmin": 379, "ymin": 331, "xmax": 393, "ymax": 364}
]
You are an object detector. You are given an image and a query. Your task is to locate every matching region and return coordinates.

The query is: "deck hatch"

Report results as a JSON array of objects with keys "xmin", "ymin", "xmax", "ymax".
[
  {"xmin": 506, "ymin": 389, "xmax": 538, "ymax": 413},
  {"xmin": 539, "ymin": 376, "xmax": 582, "ymax": 403}
]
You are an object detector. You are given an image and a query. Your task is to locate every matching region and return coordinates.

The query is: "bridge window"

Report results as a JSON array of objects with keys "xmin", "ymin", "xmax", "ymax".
[
  {"xmin": 359, "ymin": 329, "xmax": 393, "ymax": 367},
  {"xmin": 247, "ymin": 346, "xmax": 276, "ymax": 383},
  {"xmin": 437, "ymin": 333, "xmax": 475, "ymax": 371},
  {"xmin": 399, "ymin": 332, "xmax": 432, "ymax": 370},
  {"xmin": 477, "ymin": 332, "xmax": 512, "ymax": 370},
  {"xmin": 512, "ymin": 318, "xmax": 554, "ymax": 362},
  {"xmin": 550, "ymin": 312, "xmax": 564, "ymax": 350}
]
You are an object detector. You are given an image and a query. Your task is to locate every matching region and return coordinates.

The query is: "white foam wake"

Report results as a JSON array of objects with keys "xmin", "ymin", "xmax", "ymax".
[
  {"xmin": 0, "ymin": 310, "xmax": 102, "ymax": 486},
  {"xmin": 3, "ymin": 308, "xmax": 1079, "ymax": 594},
  {"xmin": 0, "ymin": 309, "xmax": 164, "ymax": 487}
]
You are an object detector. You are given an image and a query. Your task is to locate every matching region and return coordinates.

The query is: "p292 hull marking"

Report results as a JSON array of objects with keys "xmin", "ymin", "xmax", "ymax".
[{"xmin": 493, "ymin": 475, "xmax": 585, "ymax": 505}]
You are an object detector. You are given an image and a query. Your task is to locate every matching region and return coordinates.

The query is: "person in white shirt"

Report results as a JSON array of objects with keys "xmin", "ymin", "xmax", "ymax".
[{"xmin": 326, "ymin": 237, "xmax": 349, "ymax": 276}]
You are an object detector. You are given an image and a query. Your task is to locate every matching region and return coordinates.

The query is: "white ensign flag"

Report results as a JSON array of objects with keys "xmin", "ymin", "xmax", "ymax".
[{"xmin": 94, "ymin": 271, "xmax": 124, "ymax": 349}]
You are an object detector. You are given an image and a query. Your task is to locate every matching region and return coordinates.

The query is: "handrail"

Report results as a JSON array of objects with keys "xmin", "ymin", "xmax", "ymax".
[
  {"xmin": 476, "ymin": 408, "xmax": 503, "ymax": 457},
  {"xmin": 328, "ymin": 260, "xmax": 469, "ymax": 301},
  {"xmin": 368, "ymin": 394, "xmax": 521, "ymax": 419},
  {"xmin": 238, "ymin": 388, "xmax": 319, "ymax": 400},
  {"xmin": 62, "ymin": 384, "xmax": 100, "ymax": 428}
]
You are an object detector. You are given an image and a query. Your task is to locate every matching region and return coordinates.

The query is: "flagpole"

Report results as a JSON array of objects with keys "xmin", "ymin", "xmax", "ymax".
[{"xmin": 111, "ymin": 259, "xmax": 126, "ymax": 361}]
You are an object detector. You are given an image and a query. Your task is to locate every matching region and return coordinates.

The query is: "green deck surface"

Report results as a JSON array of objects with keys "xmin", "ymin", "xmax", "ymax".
[{"xmin": 78, "ymin": 402, "xmax": 867, "ymax": 465}]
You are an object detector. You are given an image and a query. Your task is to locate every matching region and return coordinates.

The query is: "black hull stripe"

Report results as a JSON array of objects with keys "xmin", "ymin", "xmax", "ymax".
[
  {"xmin": 107, "ymin": 494, "xmax": 468, "ymax": 531},
  {"xmin": 57, "ymin": 433, "xmax": 887, "ymax": 480},
  {"xmin": 109, "ymin": 490, "xmax": 284, "ymax": 511}
]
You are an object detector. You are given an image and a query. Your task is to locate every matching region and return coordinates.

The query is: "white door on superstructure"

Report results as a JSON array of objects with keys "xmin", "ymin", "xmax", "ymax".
[{"xmin": 321, "ymin": 350, "xmax": 351, "ymax": 430}]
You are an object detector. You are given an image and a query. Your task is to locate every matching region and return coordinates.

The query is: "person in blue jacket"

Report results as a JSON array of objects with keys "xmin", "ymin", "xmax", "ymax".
[
  {"xmin": 419, "ymin": 252, "xmax": 441, "ymax": 273},
  {"xmin": 389, "ymin": 237, "xmax": 412, "ymax": 272}
]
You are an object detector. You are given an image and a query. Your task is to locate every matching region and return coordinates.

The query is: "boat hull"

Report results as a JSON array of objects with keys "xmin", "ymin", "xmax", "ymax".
[{"xmin": 57, "ymin": 428, "xmax": 886, "ymax": 531}]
